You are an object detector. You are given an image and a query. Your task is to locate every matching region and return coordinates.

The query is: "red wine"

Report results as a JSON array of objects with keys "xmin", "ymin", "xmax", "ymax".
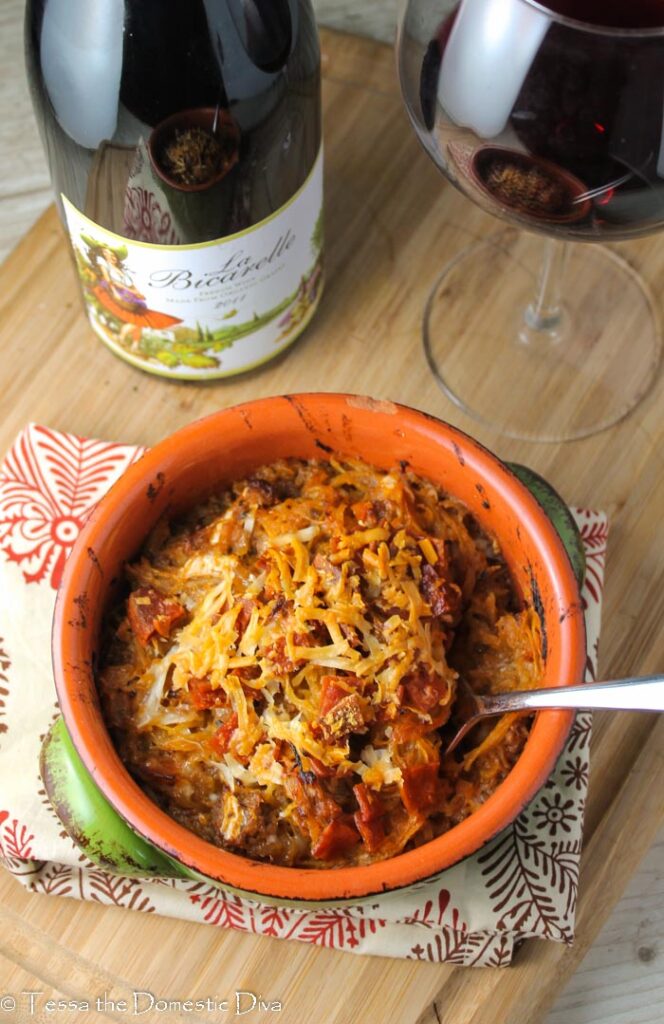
[
  {"xmin": 541, "ymin": 0, "xmax": 664, "ymax": 29},
  {"xmin": 417, "ymin": 0, "xmax": 664, "ymax": 239},
  {"xmin": 25, "ymin": 1, "xmax": 323, "ymax": 379}
]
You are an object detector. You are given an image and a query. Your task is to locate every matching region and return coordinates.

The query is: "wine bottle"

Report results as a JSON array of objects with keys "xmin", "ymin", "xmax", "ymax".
[{"xmin": 25, "ymin": 0, "xmax": 323, "ymax": 379}]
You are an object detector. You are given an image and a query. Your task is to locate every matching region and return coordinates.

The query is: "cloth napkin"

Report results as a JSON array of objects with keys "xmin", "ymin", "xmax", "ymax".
[{"xmin": 0, "ymin": 424, "xmax": 608, "ymax": 965}]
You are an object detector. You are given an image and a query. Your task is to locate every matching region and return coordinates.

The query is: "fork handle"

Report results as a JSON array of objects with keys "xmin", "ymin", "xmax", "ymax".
[{"xmin": 483, "ymin": 675, "xmax": 664, "ymax": 714}]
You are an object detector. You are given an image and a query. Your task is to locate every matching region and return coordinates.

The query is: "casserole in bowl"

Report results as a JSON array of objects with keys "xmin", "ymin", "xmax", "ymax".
[{"xmin": 46, "ymin": 394, "xmax": 585, "ymax": 907}]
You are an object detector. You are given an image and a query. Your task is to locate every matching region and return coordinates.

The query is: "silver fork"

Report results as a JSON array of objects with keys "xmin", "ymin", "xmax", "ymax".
[{"xmin": 445, "ymin": 675, "xmax": 664, "ymax": 757}]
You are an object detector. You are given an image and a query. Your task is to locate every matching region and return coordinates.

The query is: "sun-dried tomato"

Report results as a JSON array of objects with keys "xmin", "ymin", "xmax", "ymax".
[
  {"xmin": 319, "ymin": 675, "xmax": 350, "ymax": 716},
  {"xmin": 127, "ymin": 587, "xmax": 186, "ymax": 646},
  {"xmin": 354, "ymin": 812, "xmax": 385, "ymax": 852},
  {"xmin": 263, "ymin": 637, "xmax": 300, "ymax": 673},
  {"xmin": 307, "ymin": 755, "xmax": 336, "ymax": 779},
  {"xmin": 321, "ymin": 693, "xmax": 367, "ymax": 739},
  {"xmin": 211, "ymin": 713, "xmax": 238, "ymax": 756},
  {"xmin": 284, "ymin": 775, "xmax": 344, "ymax": 847},
  {"xmin": 391, "ymin": 712, "xmax": 429, "ymax": 744},
  {"xmin": 234, "ymin": 599, "xmax": 255, "ymax": 640},
  {"xmin": 419, "ymin": 564, "xmax": 462, "ymax": 622},
  {"xmin": 399, "ymin": 665, "xmax": 448, "ymax": 713},
  {"xmin": 188, "ymin": 677, "xmax": 226, "ymax": 710},
  {"xmin": 353, "ymin": 782, "xmax": 385, "ymax": 822},
  {"xmin": 401, "ymin": 762, "xmax": 440, "ymax": 815},
  {"xmin": 311, "ymin": 817, "xmax": 360, "ymax": 860}
]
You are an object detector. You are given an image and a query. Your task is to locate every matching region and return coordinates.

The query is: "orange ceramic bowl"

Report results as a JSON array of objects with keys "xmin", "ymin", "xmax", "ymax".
[{"xmin": 52, "ymin": 394, "xmax": 585, "ymax": 905}]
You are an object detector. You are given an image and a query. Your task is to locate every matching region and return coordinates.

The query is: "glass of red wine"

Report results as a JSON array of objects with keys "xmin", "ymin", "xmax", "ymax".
[{"xmin": 398, "ymin": 0, "xmax": 664, "ymax": 441}]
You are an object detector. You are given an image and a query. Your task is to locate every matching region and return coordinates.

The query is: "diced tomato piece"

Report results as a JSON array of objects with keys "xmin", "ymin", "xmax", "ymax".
[
  {"xmin": 353, "ymin": 783, "xmax": 385, "ymax": 851},
  {"xmin": 264, "ymin": 636, "xmax": 290, "ymax": 671},
  {"xmin": 319, "ymin": 675, "xmax": 349, "ymax": 716},
  {"xmin": 284, "ymin": 775, "xmax": 340, "ymax": 820},
  {"xmin": 211, "ymin": 712, "xmax": 238, "ymax": 756},
  {"xmin": 391, "ymin": 713, "xmax": 429, "ymax": 744},
  {"xmin": 354, "ymin": 812, "xmax": 385, "ymax": 852},
  {"xmin": 264, "ymin": 636, "xmax": 309, "ymax": 673},
  {"xmin": 284, "ymin": 775, "xmax": 343, "ymax": 844},
  {"xmin": 401, "ymin": 762, "xmax": 440, "ymax": 815},
  {"xmin": 419, "ymin": 564, "xmax": 462, "ymax": 621},
  {"xmin": 189, "ymin": 678, "xmax": 226, "ymax": 710},
  {"xmin": 311, "ymin": 818, "xmax": 360, "ymax": 860},
  {"xmin": 399, "ymin": 666, "xmax": 448, "ymax": 713},
  {"xmin": 307, "ymin": 755, "xmax": 336, "ymax": 779},
  {"xmin": 353, "ymin": 782, "xmax": 384, "ymax": 823},
  {"xmin": 235, "ymin": 599, "xmax": 255, "ymax": 640},
  {"xmin": 127, "ymin": 587, "xmax": 186, "ymax": 646},
  {"xmin": 321, "ymin": 693, "xmax": 366, "ymax": 739}
]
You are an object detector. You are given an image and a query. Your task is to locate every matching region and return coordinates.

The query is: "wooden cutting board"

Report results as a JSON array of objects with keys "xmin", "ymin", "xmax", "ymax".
[{"xmin": 1, "ymin": 28, "xmax": 663, "ymax": 1024}]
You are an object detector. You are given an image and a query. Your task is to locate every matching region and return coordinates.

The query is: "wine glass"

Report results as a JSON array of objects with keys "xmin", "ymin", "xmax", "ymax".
[{"xmin": 397, "ymin": 0, "xmax": 664, "ymax": 441}]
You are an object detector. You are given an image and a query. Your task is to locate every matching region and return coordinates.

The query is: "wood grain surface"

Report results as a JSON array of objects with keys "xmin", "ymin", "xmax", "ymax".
[{"xmin": 1, "ymin": 14, "xmax": 663, "ymax": 1024}]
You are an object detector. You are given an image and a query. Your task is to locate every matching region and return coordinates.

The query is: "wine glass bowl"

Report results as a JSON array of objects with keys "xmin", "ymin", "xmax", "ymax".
[{"xmin": 397, "ymin": 0, "xmax": 664, "ymax": 441}]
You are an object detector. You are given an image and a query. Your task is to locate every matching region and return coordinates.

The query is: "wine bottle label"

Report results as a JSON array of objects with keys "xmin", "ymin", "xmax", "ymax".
[{"xmin": 61, "ymin": 147, "xmax": 323, "ymax": 379}]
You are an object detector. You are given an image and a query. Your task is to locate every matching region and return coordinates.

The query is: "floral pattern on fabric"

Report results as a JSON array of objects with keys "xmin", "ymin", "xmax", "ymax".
[
  {"xmin": 0, "ymin": 426, "xmax": 607, "ymax": 965},
  {"xmin": 0, "ymin": 424, "xmax": 144, "ymax": 589}
]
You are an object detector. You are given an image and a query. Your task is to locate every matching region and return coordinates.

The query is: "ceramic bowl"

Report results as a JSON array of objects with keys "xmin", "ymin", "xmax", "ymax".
[{"xmin": 48, "ymin": 394, "xmax": 585, "ymax": 907}]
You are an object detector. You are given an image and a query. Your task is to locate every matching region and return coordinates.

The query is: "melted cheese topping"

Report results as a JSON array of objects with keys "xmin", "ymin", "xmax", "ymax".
[{"xmin": 98, "ymin": 457, "xmax": 542, "ymax": 867}]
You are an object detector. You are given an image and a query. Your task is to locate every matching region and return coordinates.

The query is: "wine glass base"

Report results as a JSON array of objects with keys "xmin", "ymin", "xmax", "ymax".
[{"xmin": 423, "ymin": 232, "xmax": 662, "ymax": 442}]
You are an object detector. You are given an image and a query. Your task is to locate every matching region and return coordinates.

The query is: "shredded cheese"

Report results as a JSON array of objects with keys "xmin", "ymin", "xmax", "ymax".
[{"xmin": 98, "ymin": 456, "xmax": 542, "ymax": 869}]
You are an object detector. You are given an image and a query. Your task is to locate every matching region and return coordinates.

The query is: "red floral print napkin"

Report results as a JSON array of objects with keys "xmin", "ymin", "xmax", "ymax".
[{"xmin": 0, "ymin": 425, "xmax": 608, "ymax": 965}]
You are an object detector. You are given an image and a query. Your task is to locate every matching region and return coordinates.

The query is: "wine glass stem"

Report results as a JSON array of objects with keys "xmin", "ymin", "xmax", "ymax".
[{"xmin": 524, "ymin": 238, "xmax": 569, "ymax": 335}]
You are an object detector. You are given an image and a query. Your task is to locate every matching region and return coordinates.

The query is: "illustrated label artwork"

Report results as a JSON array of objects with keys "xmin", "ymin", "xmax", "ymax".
[{"xmin": 62, "ymin": 149, "xmax": 323, "ymax": 379}]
